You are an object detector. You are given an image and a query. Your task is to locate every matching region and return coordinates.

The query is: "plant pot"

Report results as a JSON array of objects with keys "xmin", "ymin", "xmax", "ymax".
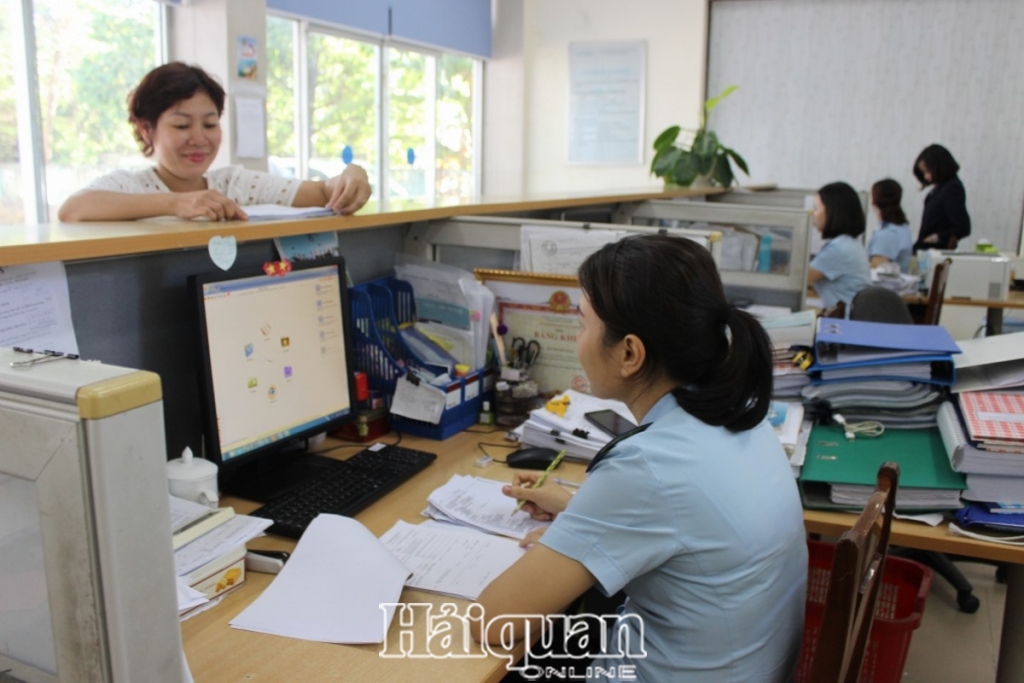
[{"xmin": 662, "ymin": 174, "xmax": 715, "ymax": 190}]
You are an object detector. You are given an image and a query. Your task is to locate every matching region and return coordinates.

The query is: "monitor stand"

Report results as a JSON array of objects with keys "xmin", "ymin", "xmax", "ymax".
[{"xmin": 219, "ymin": 441, "xmax": 346, "ymax": 502}]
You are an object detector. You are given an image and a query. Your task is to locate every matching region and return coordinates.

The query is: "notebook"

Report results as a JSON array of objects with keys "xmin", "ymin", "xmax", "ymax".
[{"xmin": 959, "ymin": 392, "xmax": 1024, "ymax": 443}]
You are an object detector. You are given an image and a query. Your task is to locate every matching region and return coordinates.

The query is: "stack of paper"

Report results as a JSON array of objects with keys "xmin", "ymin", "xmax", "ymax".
[
  {"xmin": 753, "ymin": 308, "xmax": 816, "ymax": 350},
  {"xmin": 379, "ymin": 520, "xmax": 525, "ymax": 600},
  {"xmin": 170, "ymin": 495, "xmax": 273, "ymax": 618},
  {"xmin": 517, "ymin": 389, "xmax": 636, "ymax": 461},
  {"xmin": 422, "ymin": 474, "xmax": 550, "ymax": 540},
  {"xmin": 772, "ymin": 358, "xmax": 810, "ymax": 398},
  {"xmin": 802, "ymin": 319, "xmax": 961, "ymax": 428}
]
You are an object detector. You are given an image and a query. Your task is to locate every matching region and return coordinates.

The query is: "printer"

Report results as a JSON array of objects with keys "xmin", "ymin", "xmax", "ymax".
[{"xmin": 925, "ymin": 250, "xmax": 1012, "ymax": 301}]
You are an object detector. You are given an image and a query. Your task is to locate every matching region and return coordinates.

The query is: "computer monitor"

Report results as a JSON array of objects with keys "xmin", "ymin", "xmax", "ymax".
[{"xmin": 191, "ymin": 257, "xmax": 357, "ymax": 501}]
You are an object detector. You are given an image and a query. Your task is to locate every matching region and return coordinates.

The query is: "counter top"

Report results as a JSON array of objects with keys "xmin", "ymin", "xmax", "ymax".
[{"xmin": 0, "ymin": 186, "xmax": 724, "ymax": 266}]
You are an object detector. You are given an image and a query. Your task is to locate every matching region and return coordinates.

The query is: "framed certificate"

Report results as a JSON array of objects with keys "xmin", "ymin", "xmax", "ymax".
[{"xmin": 474, "ymin": 269, "xmax": 589, "ymax": 394}]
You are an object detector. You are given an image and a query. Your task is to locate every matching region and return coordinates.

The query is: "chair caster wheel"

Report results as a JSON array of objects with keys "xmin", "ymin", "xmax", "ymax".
[{"xmin": 957, "ymin": 592, "xmax": 980, "ymax": 614}]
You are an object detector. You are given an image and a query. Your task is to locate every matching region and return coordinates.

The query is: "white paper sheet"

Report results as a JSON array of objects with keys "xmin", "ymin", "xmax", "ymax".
[
  {"xmin": 234, "ymin": 96, "xmax": 266, "ymax": 159},
  {"xmin": 380, "ymin": 520, "xmax": 525, "ymax": 600},
  {"xmin": 426, "ymin": 475, "xmax": 550, "ymax": 540},
  {"xmin": 248, "ymin": 204, "xmax": 335, "ymax": 221},
  {"xmin": 390, "ymin": 374, "xmax": 446, "ymax": 424},
  {"xmin": 230, "ymin": 515, "xmax": 410, "ymax": 644},
  {"xmin": 176, "ymin": 578, "xmax": 209, "ymax": 614},
  {"xmin": 520, "ymin": 225, "xmax": 628, "ymax": 275},
  {"xmin": 0, "ymin": 262, "xmax": 79, "ymax": 354}
]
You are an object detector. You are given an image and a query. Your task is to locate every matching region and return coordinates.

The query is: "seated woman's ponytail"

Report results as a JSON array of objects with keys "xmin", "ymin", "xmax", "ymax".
[{"xmin": 578, "ymin": 234, "xmax": 773, "ymax": 432}]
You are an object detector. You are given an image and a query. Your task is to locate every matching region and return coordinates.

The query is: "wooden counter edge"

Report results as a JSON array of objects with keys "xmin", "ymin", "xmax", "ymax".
[{"xmin": 0, "ymin": 186, "xmax": 729, "ymax": 267}]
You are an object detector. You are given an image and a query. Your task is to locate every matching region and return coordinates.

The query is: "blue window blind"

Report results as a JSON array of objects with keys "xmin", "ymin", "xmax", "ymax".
[{"xmin": 267, "ymin": 0, "xmax": 490, "ymax": 58}]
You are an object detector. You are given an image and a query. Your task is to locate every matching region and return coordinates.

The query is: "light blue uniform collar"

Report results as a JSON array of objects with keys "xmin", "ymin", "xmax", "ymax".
[{"xmin": 640, "ymin": 391, "xmax": 678, "ymax": 426}]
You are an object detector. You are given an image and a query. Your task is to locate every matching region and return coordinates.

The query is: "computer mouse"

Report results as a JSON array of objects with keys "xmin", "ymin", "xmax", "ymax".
[{"xmin": 506, "ymin": 447, "xmax": 562, "ymax": 470}]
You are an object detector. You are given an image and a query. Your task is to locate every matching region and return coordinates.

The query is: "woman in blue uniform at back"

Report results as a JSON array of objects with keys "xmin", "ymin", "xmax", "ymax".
[
  {"xmin": 807, "ymin": 181, "xmax": 871, "ymax": 311},
  {"xmin": 867, "ymin": 179, "xmax": 914, "ymax": 272},
  {"xmin": 473, "ymin": 234, "xmax": 808, "ymax": 682}
]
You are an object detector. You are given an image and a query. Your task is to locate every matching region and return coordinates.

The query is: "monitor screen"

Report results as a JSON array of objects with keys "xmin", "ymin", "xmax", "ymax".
[{"xmin": 192, "ymin": 258, "xmax": 356, "ymax": 496}]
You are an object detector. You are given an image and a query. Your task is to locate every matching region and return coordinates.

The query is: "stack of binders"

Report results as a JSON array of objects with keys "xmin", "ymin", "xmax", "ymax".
[
  {"xmin": 802, "ymin": 318, "xmax": 961, "ymax": 429},
  {"xmin": 942, "ymin": 331, "xmax": 1024, "ymax": 506}
]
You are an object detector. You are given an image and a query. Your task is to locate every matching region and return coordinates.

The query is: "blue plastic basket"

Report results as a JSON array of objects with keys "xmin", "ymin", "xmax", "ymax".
[{"xmin": 349, "ymin": 276, "xmax": 492, "ymax": 440}]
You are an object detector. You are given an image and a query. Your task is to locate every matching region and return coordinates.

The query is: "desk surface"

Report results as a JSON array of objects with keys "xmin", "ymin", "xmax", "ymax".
[
  {"xmin": 181, "ymin": 429, "xmax": 1024, "ymax": 683},
  {"xmin": 904, "ymin": 289, "xmax": 1024, "ymax": 310}
]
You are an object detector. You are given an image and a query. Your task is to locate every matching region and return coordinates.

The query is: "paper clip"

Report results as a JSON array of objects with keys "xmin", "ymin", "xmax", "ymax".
[{"xmin": 10, "ymin": 347, "xmax": 80, "ymax": 368}]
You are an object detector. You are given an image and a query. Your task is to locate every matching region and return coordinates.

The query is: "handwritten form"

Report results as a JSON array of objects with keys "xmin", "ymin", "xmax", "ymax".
[
  {"xmin": 230, "ymin": 515, "xmax": 410, "ymax": 644},
  {"xmin": 380, "ymin": 520, "xmax": 525, "ymax": 600},
  {"xmin": 0, "ymin": 262, "xmax": 79, "ymax": 354},
  {"xmin": 425, "ymin": 475, "xmax": 550, "ymax": 540}
]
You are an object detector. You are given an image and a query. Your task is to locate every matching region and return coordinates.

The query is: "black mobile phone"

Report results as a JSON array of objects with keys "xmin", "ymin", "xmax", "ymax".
[{"xmin": 584, "ymin": 409, "xmax": 636, "ymax": 438}]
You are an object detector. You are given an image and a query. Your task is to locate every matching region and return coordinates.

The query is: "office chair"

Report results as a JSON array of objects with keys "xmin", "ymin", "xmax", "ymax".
[
  {"xmin": 909, "ymin": 258, "xmax": 952, "ymax": 326},
  {"xmin": 806, "ymin": 462, "xmax": 900, "ymax": 683},
  {"xmin": 849, "ymin": 287, "xmax": 913, "ymax": 324}
]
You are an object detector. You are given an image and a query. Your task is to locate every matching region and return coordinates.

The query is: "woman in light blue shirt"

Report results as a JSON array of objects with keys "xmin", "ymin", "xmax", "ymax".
[
  {"xmin": 867, "ymin": 179, "xmax": 914, "ymax": 273},
  {"xmin": 474, "ymin": 235, "xmax": 808, "ymax": 682},
  {"xmin": 808, "ymin": 182, "xmax": 871, "ymax": 310}
]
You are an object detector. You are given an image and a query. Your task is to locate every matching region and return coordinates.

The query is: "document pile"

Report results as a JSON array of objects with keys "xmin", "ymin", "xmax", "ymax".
[
  {"xmin": 751, "ymin": 307, "xmax": 816, "ymax": 350},
  {"xmin": 516, "ymin": 389, "xmax": 637, "ymax": 461},
  {"xmin": 170, "ymin": 495, "xmax": 273, "ymax": 619},
  {"xmin": 799, "ymin": 424, "xmax": 965, "ymax": 511},
  {"xmin": 383, "ymin": 474, "xmax": 545, "ymax": 600},
  {"xmin": 870, "ymin": 262, "xmax": 920, "ymax": 295},
  {"xmin": 941, "ymin": 332, "xmax": 1024, "ymax": 506},
  {"xmin": 802, "ymin": 318, "xmax": 960, "ymax": 429}
]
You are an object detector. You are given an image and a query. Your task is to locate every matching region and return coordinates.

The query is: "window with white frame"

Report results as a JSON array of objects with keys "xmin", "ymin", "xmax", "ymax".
[
  {"xmin": 1, "ymin": 0, "xmax": 163, "ymax": 222},
  {"xmin": 266, "ymin": 13, "xmax": 480, "ymax": 210}
]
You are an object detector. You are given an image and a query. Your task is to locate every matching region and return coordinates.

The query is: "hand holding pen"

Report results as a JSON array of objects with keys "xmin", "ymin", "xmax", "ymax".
[{"xmin": 503, "ymin": 449, "xmax": 571, "ymax": 518}]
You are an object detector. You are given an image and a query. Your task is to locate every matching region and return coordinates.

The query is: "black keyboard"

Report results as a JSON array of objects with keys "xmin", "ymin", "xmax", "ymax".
[{"xmin": 250, "ymin": 445, "xmax": 437, "ymax": 538}]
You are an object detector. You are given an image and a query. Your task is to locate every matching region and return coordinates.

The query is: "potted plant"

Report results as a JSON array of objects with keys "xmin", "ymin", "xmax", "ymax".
[{"xmin": 650, "ymin": 85, "xmax": 749, "ymax": 188}]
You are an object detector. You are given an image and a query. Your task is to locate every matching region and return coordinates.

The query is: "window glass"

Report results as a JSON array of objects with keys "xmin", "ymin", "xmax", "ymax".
[
  {"xmin": 436, "ymin": 54, "xmax": 474, "ymax": 204},
  {"xmin": 307, "ymin": 31, "xmax": 378, "ymax": 191},
  {"xmin": 266, "ymin": 14, "xmax": 297, "ymax": 178},
  {"xmin": 387, "ymin": 47, "xmax": 431, "ymax": 208},
  {"xmin": 34, "ymin": 0, "xmax": 160, "ymax": 219},
  {"xmin": 0, "ymin": 3, "xmax": 22, "ymax": 222}
]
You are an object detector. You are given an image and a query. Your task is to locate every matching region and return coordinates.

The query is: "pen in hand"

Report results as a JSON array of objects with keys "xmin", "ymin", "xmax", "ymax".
[{"xmin": 513, "ymin": 449, "xmax": 567, "ymax": 513}]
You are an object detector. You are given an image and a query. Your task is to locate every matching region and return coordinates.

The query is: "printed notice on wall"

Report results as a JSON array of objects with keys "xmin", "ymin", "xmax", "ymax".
[
  {"xmin": 567, "ymin": 41, "xmax": 646, "ymax": 165},
  {"xmin": 0, "ymin": 262, "xmax": 79, "ymax": 354}
]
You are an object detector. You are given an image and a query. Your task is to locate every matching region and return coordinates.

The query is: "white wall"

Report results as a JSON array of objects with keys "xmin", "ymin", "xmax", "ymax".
[
  {"xmin": 485, "ymin": 0, "xmax": 709, "ymax": 195},
  {"xmin": 707, "ymin": 0, "xmax": 1024, "ymax": 253}
]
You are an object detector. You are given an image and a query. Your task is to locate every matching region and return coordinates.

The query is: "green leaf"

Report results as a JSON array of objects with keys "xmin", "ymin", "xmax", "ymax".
[
  {"xmin": 704, "ymin": 85, "xmax": 738, "ymax": 118},
  {"xmin": 713, "ymin": 154, "xmax": 735, "ymax": 187},
  {"xmin": 652, "ymin": 125, "xmax": 681, "ymax": 152},
  {"xmin": 651, "ymin": 147, "xmax": 683, "ymax": 177},
  {"xmin": 723, "ymin": 147, "xmax": 750, "ymax": 175},
  {"xmin": 693, "ymin": 130, "xmax": 719, "ymax": 158},
  {"xmin": 670, "ymin": 151, "xmax": 700, "ymax": 186}
]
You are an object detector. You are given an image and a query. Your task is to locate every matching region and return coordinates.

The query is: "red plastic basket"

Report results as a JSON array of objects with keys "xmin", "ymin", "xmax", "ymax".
[{"xmin": 795, "ymin": 540, "xmax": 933, "ymax": 683}]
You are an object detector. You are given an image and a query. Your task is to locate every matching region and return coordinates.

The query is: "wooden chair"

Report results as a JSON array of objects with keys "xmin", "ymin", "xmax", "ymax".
[
  {"xmin": 910, "ymin": 258, "xmax": 952, "ymax": 325},
  {"xmin": 809, "ymin": 462, "xmax": 900, "ymax": 683}
]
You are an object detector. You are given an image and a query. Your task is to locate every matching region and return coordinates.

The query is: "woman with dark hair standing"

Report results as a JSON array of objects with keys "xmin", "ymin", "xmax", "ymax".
[
  {"xmin": 807, "ymin": 181, "xmax": 871, "ymax": 310},
  {"xmin": 868, "ymin": 179, "xmax": 913, "ymax": 272},
  {"xmin": 913, "ymin": 144, "xmax": 970, "ymax": 250},
  {"xmin": 58, "ymin": 62, "xmax": 370, "ymax": 222},
  {"xmin": 473, "ymin": 234, "xmax": 808, "ymax": 682}
]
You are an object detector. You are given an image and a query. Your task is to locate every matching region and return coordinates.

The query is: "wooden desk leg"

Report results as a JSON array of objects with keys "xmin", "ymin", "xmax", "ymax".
[
  {"xmin": 987, "ymin": 307, "xmax": 1004, "ymax": 336},
  {"xmin": 996, "ymin": 564, "xmax": 1024, "ymax": 683}
]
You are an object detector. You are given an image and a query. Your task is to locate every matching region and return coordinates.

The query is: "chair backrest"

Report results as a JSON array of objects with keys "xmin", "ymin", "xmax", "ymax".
[
  {"xmin": 821, "ymin": 300, "xmax": 846, "ymax": 320},
  {"xmin": 850, "ymin": 287, "xmax": 913, "ymax": 324},
  {"xmin": 921, "ymin": 258, "xmax": 952, "ymax": 326},
  {"xmin": 809, "ymin": 462, "xmax": 900, "ymax": 683}
]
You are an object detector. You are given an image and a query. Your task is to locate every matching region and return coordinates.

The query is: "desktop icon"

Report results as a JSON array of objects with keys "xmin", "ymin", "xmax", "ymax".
[
  {"xmin": 247, "ymin": 377, "xmax": 258, "ymax": 389},
  {"xmin": 267, "ymin": 385, "xmax": 277, "ymax": 399},
  {"xmin": 284, "ymin": 365, "xmax": 293, "ymax": 378},
  {"xmin": 281, "ymin": 337, "xmax": 290, "ymax": 348},
  {"xmin": 260, "ymin": 323, "xmax": 272, "ymax": 336},
  {"xmin": 244, "ymin": 342, "xmax": 254, "ymax": 358}
]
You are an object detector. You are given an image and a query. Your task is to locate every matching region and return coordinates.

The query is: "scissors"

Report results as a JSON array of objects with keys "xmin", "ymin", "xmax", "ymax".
[{"xmin": 510, "ymin": 338, "xmax": 541, "ymax": 370}]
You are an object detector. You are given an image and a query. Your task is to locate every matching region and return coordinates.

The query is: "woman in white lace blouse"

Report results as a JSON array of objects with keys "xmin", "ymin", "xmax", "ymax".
[{"xmin": 58, "ymin": 62, "xmax": 371, "ymax": 222}]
